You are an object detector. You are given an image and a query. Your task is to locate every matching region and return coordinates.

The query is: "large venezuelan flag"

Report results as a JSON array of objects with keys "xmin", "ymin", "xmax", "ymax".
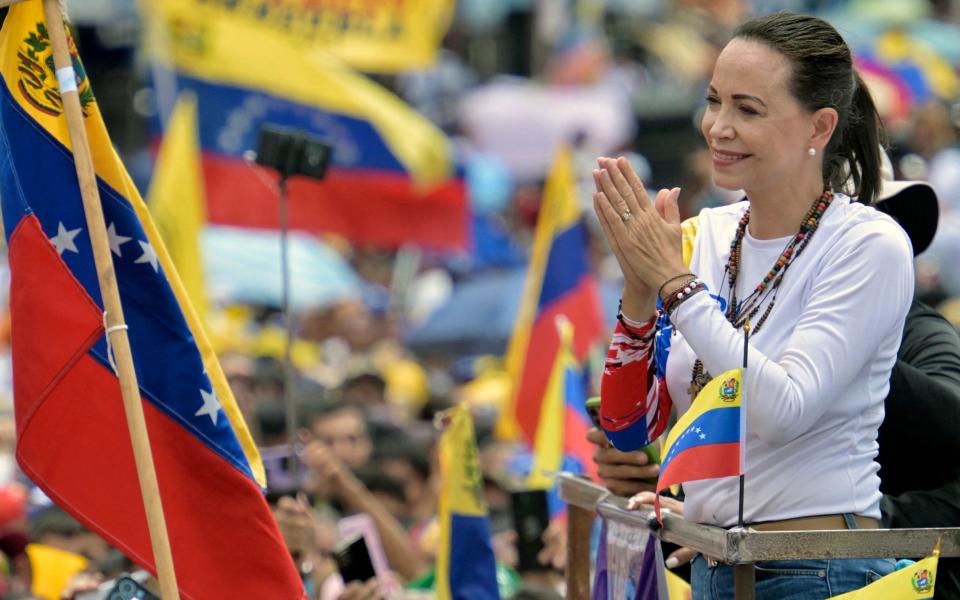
[
  {"xmin": 436, "ymin": 404, "xmax": 500, "ymax": 600},
  {"xmin": 498, "ymin": 147, "xmax": 605, "ymax": 451},
  {"xmin": 655, "ymin": 368, "xmax": 744, "ymax": 517},
  {"xmin": 0, "ymin": 3, "xmax": 304, "ymax": 598},
  {"xmin": 140, "ymin": 0, "xmax": 467, "ymax": 250}
]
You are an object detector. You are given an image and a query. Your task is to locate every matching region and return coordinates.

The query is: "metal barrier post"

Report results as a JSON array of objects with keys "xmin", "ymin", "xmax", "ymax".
[{"xmin": 567, "ymin": 504, "xmax": 595, "ymax": 600}]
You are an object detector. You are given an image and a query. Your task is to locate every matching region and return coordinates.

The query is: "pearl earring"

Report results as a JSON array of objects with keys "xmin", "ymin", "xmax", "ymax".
[{"xmin": 807, "ymin": 147, "xmax": 817, "ymax": 157}]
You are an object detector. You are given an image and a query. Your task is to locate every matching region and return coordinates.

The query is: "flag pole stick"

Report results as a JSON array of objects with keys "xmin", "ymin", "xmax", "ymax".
[
  {"xmin": 737, "ymin": 319, "xmax": 750, "ymax": 530},
  {"xmin": 41, "ymin": 2, "xmax": 181, "ymax": 598}
]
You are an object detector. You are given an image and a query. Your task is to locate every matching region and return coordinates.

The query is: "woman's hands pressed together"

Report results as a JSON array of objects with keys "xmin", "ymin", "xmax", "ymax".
[{"xmin": 592, "ymin": 157, "xmax": 688, "ymax": 319}]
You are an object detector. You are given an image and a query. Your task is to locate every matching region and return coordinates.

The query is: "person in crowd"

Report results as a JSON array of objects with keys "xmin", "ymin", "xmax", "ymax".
[
  {"xmin": 872, "ymin": 180, "xmax": 960, "ymax": 599},
  {"xmin": 300, "ymin": 440, "xmax": 426, "ymax": 584},
  {"xmin": 354, "ymin": 469, "xmax": 410, "ymax": 524},
  {"xmin": 372, "ymin": 439, "xmax": 435, "ymax": 532},
  {"xmin": 341, "ymin": 372, "xmax": 388, "ymax": 409},
  {"xmin": 593, "ymin": 11, "xmax": 912, "ymax": 598},
  {"xmin": 298, "ymin": 398, "xmax": 426, "ymax": 583},
  {"xmin": 300, "ymin": 399, "xmax": 374, "ymax": 472}
]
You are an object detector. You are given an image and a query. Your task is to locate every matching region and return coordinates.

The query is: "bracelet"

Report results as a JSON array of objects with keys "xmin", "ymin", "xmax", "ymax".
[
  {"xmin": 658, "ymin": 273, "xmax": 697, "ymax": 302},
  {"xmin": 661, "ymin": 277, "xmax": 699, "ymax": 308},
  {"xmin": 662, "ymin": 278, "xmax": 707, "ymax": 316}
]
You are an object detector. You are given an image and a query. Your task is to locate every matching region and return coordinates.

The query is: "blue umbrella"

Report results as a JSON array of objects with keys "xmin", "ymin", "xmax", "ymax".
[
  {"xmin": 202, "ymin": 226, "xmax": 361, "ymax": 310},
  {"xmin": 405, "ymin": 267, "xmax": 620, "ymax": 356},
  {"xmin": 405, "ymin": 269, "xmax": 526, "ymax": 356}
]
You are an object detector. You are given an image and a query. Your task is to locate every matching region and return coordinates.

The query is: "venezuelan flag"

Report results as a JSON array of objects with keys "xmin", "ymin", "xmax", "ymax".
[
  {"xmin": 656, "ymin": 368, "xmax": 744, "ymax": 506},
  {"xmin": 436, "ymin": 404, "xmax": 500, "ymax": 600},
  {"xmin": 498, "ymin": 147, "xmax": 604, "ymax": 454},
  {"xmin": 527, "ymin": 316, "xmax": 597, "ymax": 488},
  {"xmin": 0, "ymin": 3, "xmax": 303, "ymax": 598},
  {"xmin": 140, "ymin": 0, "xmax": 466, "ymax": 250}
]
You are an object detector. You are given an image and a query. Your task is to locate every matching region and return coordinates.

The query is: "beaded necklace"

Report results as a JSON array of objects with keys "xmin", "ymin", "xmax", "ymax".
[{"xmin": 688, "ymin": 190, "xmax": 834, "ymax": 398}]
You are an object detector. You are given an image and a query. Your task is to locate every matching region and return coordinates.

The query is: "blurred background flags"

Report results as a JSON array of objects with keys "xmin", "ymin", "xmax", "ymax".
[
  {"xmin": 436, "ymin": 403, "xmax": 500, "ymax": 600},
  {"xmin": 139, "ymin": 0, "xmax": 467, "ymax": 251},
  {"xmin": 157, "ymin": 0, "xmax": 456, "ymax": 74},
  {"xmin": 527, "ymin": 315, "xmax": 597, "ymax": 489},
  {"xmin": 147, "ymin": 91, "xmax": 209, "ymax": 322},
  {"xmin": 496, "ymin": 146, "xmax": 605, "ymax": 446}
]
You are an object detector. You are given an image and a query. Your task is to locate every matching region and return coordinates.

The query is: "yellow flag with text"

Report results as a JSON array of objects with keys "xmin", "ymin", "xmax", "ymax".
[
  {"xmin": 436, "ymin": 404, "xmax": 500, "ymax": 599},
  {"xmin": 146, "ymin": 0, "xmax": 453, "ymax": 73}
]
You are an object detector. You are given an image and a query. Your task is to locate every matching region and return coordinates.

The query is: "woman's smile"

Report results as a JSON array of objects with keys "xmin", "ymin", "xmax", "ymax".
[{"xmin": 710, "ymin": 147, "xmax": 753, "ymax": 166}]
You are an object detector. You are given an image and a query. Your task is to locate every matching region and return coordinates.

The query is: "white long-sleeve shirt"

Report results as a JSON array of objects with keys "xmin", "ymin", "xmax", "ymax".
[{"xmin": 666, "ymin": 193, "xmax": 913, "ymax": 526}]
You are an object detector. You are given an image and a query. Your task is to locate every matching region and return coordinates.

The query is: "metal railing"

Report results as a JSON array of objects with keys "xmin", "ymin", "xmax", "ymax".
[{"xmin": 559, "ymin": 473, "xmax": 960, "ymax": 599}]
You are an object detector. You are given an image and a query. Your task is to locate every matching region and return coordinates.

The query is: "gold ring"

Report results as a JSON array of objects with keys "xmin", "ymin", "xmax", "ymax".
[{"xmin": 620, "ymin": 210, "xmax": 633, "ymax": 222}]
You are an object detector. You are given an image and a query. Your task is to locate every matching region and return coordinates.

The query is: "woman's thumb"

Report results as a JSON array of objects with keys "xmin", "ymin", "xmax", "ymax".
[{"xmin": 664, "ymin": 187, "xmax": 682, "ymax": 225}]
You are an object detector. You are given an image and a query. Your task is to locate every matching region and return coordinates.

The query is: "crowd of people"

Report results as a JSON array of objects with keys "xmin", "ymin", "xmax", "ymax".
[{"xmin": 0, "ymin": 0, "xmax": 958, "ymax": 598}]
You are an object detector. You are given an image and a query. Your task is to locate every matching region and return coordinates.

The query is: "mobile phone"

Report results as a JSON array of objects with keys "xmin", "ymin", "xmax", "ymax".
[
  {"xmin": 334, "ymin": 534, "xmax": 377, "ymax": 584},
  {"xmin": 106, "ymin": 576, "xmax": 159, "ymax": 600},
  {"xmin": 75, "ymin": 574, "xmax": 158, "ymax": 600},
  {"xmin": 585, "ymin": 396, "xmax": 602, "ymax": 429},
  {"xmin": 510, "ymin": 488, "xmax": 551, "ymax": 572},
  {"xmin": 586, "ymin": 396, "xmax": 661, "ymax": 465}
]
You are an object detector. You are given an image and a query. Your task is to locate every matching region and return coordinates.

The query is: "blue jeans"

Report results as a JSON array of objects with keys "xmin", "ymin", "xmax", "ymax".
[
  {"xmin": 691, "ymin": 512, "xmax": 894, "ymax": 600},
  {"xmin": 691, "ymin": 555, "xmax": 895, "ymax": 600}
]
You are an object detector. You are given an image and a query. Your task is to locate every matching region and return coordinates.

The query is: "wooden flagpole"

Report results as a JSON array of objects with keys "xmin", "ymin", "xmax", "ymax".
[{"xmin": 41, "ymin": 1, "xmax": 181, "ymax": 597}]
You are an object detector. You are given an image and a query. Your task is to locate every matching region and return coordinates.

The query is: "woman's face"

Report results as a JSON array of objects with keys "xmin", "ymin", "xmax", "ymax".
[{"xmin": 701, "ymin": 38, "xmax": 814, "ymax": 195}]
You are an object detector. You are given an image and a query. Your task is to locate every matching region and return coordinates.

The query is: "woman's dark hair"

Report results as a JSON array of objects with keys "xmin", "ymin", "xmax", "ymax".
[{"xmin": 733, "ymin": 12, "xmax": 885, "ymax": 204}]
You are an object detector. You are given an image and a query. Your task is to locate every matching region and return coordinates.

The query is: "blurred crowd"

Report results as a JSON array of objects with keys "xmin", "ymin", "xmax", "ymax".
[{"xmin": 0, "ymin": 0, "xmax": 959, "ymax": 598}]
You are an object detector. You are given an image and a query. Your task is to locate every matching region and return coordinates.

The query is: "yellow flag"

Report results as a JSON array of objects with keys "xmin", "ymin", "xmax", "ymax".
[
  {"xmin": 148, "ymin": 92, "xmax": 208, "ymax": 322},
  {"xmin": 436, "ymin": 403, "xmax": 499, "ymax": 599},
  {"xmin": 666, "ymin": 569, "xmax": 692, "ymax": 600},
  {"xmin": 26, "ymin": 544, "xmax": 89, "ymax": 600},
  {"xmin": 828, "ymin": 555, "xmax": 938, "ymax": 599},
  {"xmin": 148, "ymin": 0, "xmax": 455, "ymax": 73}
]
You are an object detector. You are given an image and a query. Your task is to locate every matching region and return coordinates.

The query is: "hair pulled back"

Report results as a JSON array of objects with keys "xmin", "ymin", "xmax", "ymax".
[{"xmin": 733, "ymin": 12, "xmax": 885, "ymax": 204}]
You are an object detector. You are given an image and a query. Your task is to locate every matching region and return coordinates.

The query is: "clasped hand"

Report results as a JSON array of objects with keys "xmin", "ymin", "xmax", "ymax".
[{"xmin": 592, "ymin": 157, "xmax": 687, "ymax": 311}]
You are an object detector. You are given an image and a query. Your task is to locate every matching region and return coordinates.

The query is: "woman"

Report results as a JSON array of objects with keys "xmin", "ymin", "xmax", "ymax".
[{"xmin": 594, "ymin": 12, "xmax": 913, "ymax": 599}]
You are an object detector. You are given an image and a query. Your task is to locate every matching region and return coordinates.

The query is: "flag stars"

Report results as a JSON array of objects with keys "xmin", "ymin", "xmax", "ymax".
[
  {"xmin": 195, "ymin": 388, "xmax": 222, "ymax": 426},
  {"xmin": 49, "ymin": 221, "xmax": 82, "ymax": 255},
  {"xmin": 106, "ymin": 223, "xmax": 132, "ymax": 257},
  {"xmin": 135, "ymin": 240, "xmax": 159, "ymax": 272}
]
